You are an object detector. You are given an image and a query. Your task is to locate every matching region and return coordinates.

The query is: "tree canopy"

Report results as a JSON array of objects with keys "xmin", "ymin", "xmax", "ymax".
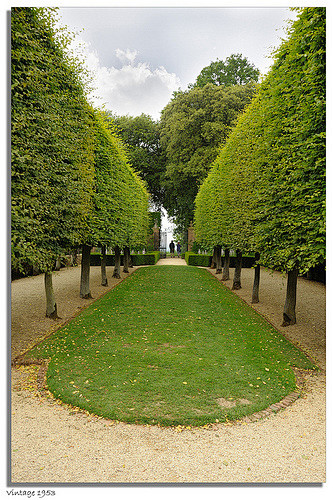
[
  {"xmin": 159, "ymin": 81, "xmax": 257, "ymax": 233},
  {"xmin": 192, "ymin": 53, "xmax": 260, "ymax": 88},
  {"xmin": 11, "ymin": 7, "xmax": 150, "ymax": 278},
  {"xmin": 106, "ymin": 113, "xmax": 166, "ymax": 208},
  {"xmin": 88, "ymin": 112, "xmax": 149, "ymax": 251},
  {"xmin": 11, "ymin": 7, "xmax": 95, "ymax": 274}
]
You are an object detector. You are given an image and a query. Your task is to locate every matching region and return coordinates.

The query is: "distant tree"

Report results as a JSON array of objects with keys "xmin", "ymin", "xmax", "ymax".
[
  {"xmin": 106, "ymin": 113, "xmax": 167, "ymax": 208},
  {"xmin": 159, "ymin": 82, "xmax": 256, "ymax": 233},
  {"xmin": 192, "ymin": 53, "xmax": 260, "ymax": 88}
]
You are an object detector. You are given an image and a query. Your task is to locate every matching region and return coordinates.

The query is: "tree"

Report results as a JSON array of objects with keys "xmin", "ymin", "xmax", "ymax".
[
  {"xmin": 194, "ymin": 151, "xmax": 236, "ymax": 284},
  {"xmin": 79, "ymin": 111, "xmax": 150, "ymax": 293},
  {"xmin": 253, "ymin": 7, "xmax": 325, "ymax": 324},
  {"xmin": 159, "ymin": 82, "xmax": 256, "ymax": 233},
  {"xmin": 194, "ymin": 7, "xmax": 326, "ymax": 325},
  {"xmin": 192, "ymin": 53, "xmax": 260, "ymax": 88},
  {"xmin": 11, "ymin": 8, "xmax": 150, "ymax": 312},
  {"xmin": 106, "ymin": 113, "xmax": 167, "ymax": 208},
  {"xmin": 11, "ymin": 7, "xmax": 95, "ymax": 317}
]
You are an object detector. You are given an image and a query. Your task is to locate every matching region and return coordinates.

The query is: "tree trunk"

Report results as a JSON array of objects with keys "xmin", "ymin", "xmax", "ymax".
[
  {"xmin": 123, "ymin": 246, "xmax": 130, "ymax": 273},
  {"xmin": 129, "ymin": 252, "xmax": 134, "ymax": 268},
  {"xmin": 55, "ymin": 256, "xmax": 61, "ymax": 271},
  {"xmin": 282, "ymin": 267, "xmax": 298, "ymax": 326},
  {"xmin": 45, "ymin": 271, "xmax": 59, "ymax": 319},
  {"xmin": 251, "ymin": 252, "xmax": 260, "ymax": 303},
  {"xmin": 113, "ymin": 245, "xmax": 121, "ymax": 279},
  {"xmin": 71, "ymin": 248, "xmax": 78, "ymax": 266},
  {"xmin": 222, "ymin": 248, "xmax": 230, "ymax": 281},
  {"xmin": 215, "ymin": 245, "xmax": 222, "ymax": 274},
  {"xmin": 232, "ymin": 250, "xmax": 242, "ymax": 290},
  {"xmin": 211, "ymin": 246, "xmax": 217, "ymax": 269},
  {"xmin": 80, "ymin": 244, "xmax": 92, "ymax": 298},
  {"xmin": 101, "ymin": 245, "xmax": 108, "ymax": 286}
]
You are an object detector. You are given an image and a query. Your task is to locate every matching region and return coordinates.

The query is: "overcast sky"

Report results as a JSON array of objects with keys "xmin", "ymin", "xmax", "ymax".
[{"xmin": 58, "ymin": 6, "xmax": 299, "ymax": 121}]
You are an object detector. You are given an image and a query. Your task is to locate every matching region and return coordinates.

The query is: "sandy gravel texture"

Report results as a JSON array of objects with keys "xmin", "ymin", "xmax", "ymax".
[
  {"xmin": 157, "ymin": 257, "xmax": 187, "ymax": 266},
  {"xmin": 10, "ymin": 262, "xmax": 326, "ymax": 484}
]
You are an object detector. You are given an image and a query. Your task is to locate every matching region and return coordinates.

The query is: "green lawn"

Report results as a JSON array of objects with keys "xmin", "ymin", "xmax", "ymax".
[{"xmin": 29, "ymin": 266, "xmax": 316, "ymax": 426}]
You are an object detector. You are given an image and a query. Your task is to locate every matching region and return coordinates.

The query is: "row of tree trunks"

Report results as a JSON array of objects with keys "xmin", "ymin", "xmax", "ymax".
[
  {"xmin": 212, "ymin": 246, "xmax": 230, "ymax": 279},
  {"xmin": 45, "ymin": 245, "xmax": 134, "ymax": 318},
  {"xmin": 215, "ymin": 248, "xmax": 297, "ymax": 326},
  {"xmin": 45, "ymin": 246, "xmax": 298, "ymax": 327}
]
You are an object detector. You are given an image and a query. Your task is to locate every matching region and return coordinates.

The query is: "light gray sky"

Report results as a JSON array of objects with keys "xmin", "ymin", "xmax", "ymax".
[{"xmin": 58, "ymin": 6, "xmax": 299, "ymax": 120}]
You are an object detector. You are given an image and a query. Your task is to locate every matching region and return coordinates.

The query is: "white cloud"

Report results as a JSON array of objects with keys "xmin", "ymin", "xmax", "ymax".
[
  {"xmin": 71, "ymin": 37, "xmax": 181, "ymax": 120},
  {"xmin": 115, "ymin": 48, "xmax": 138, "ymax": 66}
]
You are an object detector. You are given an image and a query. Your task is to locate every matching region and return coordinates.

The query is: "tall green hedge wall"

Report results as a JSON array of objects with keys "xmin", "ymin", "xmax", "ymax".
[
  {"xmin": 11, "ymin": 7, "xmax": 95, "ymax": 273},
  {"xmin": 11, "ymin": 7, "xmax": 150, "ymax": 275},
  {"xmin": 194, "ymin": 7, "xmax": 325, "ymax": 274}
]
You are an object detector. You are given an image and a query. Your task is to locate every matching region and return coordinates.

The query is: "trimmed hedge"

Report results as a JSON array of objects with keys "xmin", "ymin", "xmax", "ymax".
[
  {"xmin": 134, "ymin": 252, "xmax": 160, "ymax": 265},
  {"xmin": 194, "ymin": 9, "xmax": 325, "ymax": 276},
  {"xmin": 231, "ymin": 255, "xmax": 256, "ymax": 268},
  {"xmin": 185, "ymin": 252, "xmax": 256, "ymax": 268},
  {"xmin": 90, "ymin": 251, "xmax": 160, "ymax": 267},
  {"xmin": 185, "ymin": 252, "xmax": 212, "ymax": 267}
]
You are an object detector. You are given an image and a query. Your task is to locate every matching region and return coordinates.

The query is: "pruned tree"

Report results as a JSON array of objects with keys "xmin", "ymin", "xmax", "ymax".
[
  {"xmin": 11, "ymin": 7, "xmax": 95, "ymax": 317},
  {"xmin": 80, "ymin": 111, "xmax": 149, "ymax": 291},
  {"xmin": 251, "ymin": 7, "xmax": 326, "ymax": 324},
  {"xmin": 194, "ymin": 7, "xmax": 326, "ymax": 326}
]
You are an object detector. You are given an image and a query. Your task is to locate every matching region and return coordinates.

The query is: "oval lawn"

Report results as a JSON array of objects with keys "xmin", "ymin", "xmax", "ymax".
[{"xmin": 29, "ymin": 266, "xmax": 316, "ymax": 426}]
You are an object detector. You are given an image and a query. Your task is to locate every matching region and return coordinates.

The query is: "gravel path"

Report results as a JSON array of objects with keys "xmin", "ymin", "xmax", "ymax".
[
  {"xmin": 10, "ymin": 262, "xmax": 326, "ymax": 484},
  {"xmin": 156, "ymin": 257, "xmax": 187, "ymax": 265}
]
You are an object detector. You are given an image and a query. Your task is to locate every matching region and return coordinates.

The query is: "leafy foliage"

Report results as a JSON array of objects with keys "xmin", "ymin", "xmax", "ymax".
[
  {"xmin": 252, "ymin": 7, "xmax": 326, "ymax": 273},
  {"xmin": 11, "ymin": 7, "xmax": 95, "ymax": 273},
  {"xmin": 159, "ymin": 82, "xmax": 257, "ymax": 232},
  {"xmin": 11, "ymin": 7, "xmax": 150, "ymax": 278},
  {"xmin": 194, "ymin": 156, "xmax": 233, "ymax": 250},
  {"xmin": 194, "ymin": 7, "xmax": 326, "ymax": 274},
  {"xmin": 107, "ymin": 113, "xmax": 167, "ymax": 208},
  {"xmin": 89, "ymin": 111, "xmax": 150, "ymax": 250},
  {"xmin": 192, "ymin": 53, "xmax": 260, "ymax": 88}
]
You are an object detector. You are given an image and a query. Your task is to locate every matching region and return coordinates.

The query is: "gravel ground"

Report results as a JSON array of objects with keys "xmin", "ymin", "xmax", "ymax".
[
  {"xmin": 10, "ymin": 261, "xmax": 326, "ymax": 485},
  {"xmin": 156, "ymin": 257, "xmax": 186, "ymax": 265}
]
